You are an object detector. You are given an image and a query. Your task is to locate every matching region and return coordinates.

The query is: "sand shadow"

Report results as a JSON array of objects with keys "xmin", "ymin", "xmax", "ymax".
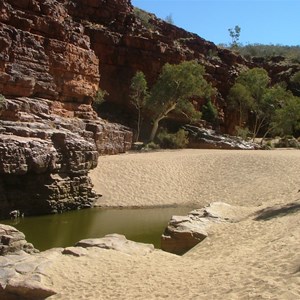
[{"xmin": 254, "ymin": 201, "xmax": 300, "ymax": 221}]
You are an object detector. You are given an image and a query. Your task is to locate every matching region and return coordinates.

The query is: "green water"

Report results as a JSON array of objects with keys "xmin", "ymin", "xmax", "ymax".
[{"xmin": 2, "ymin": 207, "xmax": 194, "ymax": 251}]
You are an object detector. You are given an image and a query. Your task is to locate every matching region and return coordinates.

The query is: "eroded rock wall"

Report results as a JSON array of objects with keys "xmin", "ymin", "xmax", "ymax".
[{"xmin": 0, "ymin": 0, "xmax": 132, "ymax": 218}]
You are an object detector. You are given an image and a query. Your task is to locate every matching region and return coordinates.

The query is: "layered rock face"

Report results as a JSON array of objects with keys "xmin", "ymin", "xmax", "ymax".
[
  {"xmin": 66, "ymin": 0, "xmax": 248, "ymax": 131},
  {"xmin": 0, "ymin": 0, "xmax": 132, "ymax": 218},
  {"xmin": 66, "ymin": 1, "xmax": 300, "ymax": 133}
]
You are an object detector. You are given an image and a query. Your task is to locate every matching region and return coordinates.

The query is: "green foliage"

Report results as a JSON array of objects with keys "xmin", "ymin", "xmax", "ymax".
[
  {"xmin": 93, "ymin": 89, "xmax": 108, "ymax": 112},
  {"xmin": 291, "ymin": 71, "xmax": 300, "ymax": 84},
  {"xmin": 236, "ymin": 44, "xmax": 300, "ymax": 63},
  {"xmin": 234, "ymin": 126, "xmax": 250, "ymax": 140},
  {"xmin": 147, "ymin": 60, "xmax": 212, "ymax": 140},
  {"xmin": 271, "ymin": 95, "xmax": 300, "ymax": 136},
  {"xmin": 130, "ymin": 71, "xmax": 149, "ymax": 141},
  {"xmin": 133, "ymin": 7, "xmax": 156, "ymax": 30},
  {"xmin": 130, "ymin": 71, "xmax": 148, "ymax": 109},
  {"xmin": 201, "ymin": 100, "xmax": 218, "ymax": 125},
  {"xmin": 274, "ymin": 136, "xmax": 300, "ymax": 148},
  {"xmin": 157, "ymin": 128, "xmax": 189, "ymax": 149},
  {"xmin": 228, "ymin": 82, "xmax": 253, "ymax": 127},
  {"xmin": 228, "ymin": 68, "xmax": 277, "ymax": 140},
  {"xmin": 143, "ymin": 141, "xmax": 160, "ymax": 151},
  {"xmin": 290, "ymin": 71, "xmax": 300, "ymax": 96},
  {"xmin": 228, "ymin": 25, "xmax": 241, "ymax": 49},
  {"xmin": 236, "ymin": 68, "xmax": 270, "ymax": 99}
]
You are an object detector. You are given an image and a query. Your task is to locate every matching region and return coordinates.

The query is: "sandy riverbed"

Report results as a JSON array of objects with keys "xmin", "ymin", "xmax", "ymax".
[{"xmin": 47, "ymin": 149, "xmax": 300, "ymax": 299}]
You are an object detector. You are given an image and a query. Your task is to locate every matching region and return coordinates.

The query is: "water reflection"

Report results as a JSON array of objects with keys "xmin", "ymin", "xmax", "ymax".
[{"xmin": 2, "ymin": 207, "xmax": 194, "ymax": 251}]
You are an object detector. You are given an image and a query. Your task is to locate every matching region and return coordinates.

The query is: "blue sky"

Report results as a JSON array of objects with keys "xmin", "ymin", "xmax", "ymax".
[{"xmin": 131, "ymin": 0, "xmax": 300, "ymax": 46}]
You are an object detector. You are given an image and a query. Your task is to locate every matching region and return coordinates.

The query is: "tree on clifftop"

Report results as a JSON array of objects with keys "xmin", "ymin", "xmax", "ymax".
[
  {"xmin": 228, "ymin": 25, "xmax": 241, "ymax": 49},
  {"xmin": 147, "ymin": 61, "xmax": 213, "ymax": 141}
]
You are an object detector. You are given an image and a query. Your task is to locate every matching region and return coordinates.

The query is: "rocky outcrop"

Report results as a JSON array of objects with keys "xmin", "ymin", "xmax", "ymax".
[
  {"xmin": 183, "ymin": 125, "xmax": 259, "ymax": 150},
  {"xmin": 0, "ymin": 0, "xmax": 133, "ymax": 218},
  {"xmin": 0, "ymin": 224, "xmax": 55, "ymax": 299},
  {"xmin": 76, "ymin": 233, "xmax": 155, "ymax": 256},
  {"xmin": 0, "ymin": 97, "xmax": 132, "ymax": 218},
  {"xmin": 0, "ymin": 247, "xmax": 60, "ymax": 300},
  {"xmin": 0, "ymin": 226, "xmax": 155, "ymax": 299},
  {"xmin": 161, "ymin": 202, "xmax": 251, "ymax": 255},
  {"xmin": 0, "ymin": 0, "xmax": 99, "ymax": 102},
  {"xmin": 0, "ymin": 224, "xmax": 38, "ymax": 255}
]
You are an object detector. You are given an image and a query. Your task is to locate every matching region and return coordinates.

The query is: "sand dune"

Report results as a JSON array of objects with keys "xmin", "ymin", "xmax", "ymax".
[{"xmin": 47, "ymin": 149, "xmax": 300, "ymax": 299}]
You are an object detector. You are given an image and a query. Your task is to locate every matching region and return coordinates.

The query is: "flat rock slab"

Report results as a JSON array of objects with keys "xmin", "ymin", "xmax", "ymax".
[
  {"xmin": 162, "ymin": 202, "xmax": 252, "ymax": 255},
  {"xmin": 76, "ymin": 234, "xmax": 155, "ymax": 256},
  {"xmin": 5, "ymin": 277, "xmax": 56, "ymax": 300},
  {"xmin": 0, "ymin": 249, "xmax": 58, "ymax": 299}
]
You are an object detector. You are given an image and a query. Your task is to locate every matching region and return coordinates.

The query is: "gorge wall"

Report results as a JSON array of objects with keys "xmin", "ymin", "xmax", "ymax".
[
  {"xmin": 65, "ymin": 0, "xmax": 300, "ymax": 133},
  {"xmin": 0, "ymin": 0, "xmax": 299, "ymax": 218},
  {"xmin": 66, "ymin": 0, "xmax": 247, "ymax": 131},
  {"xmin": 0, "ymin": 0, "xmax": 132, "ymax": 218}
]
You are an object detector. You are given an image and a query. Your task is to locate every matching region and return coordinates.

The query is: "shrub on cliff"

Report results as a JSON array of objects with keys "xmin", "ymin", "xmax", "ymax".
[
  {"xmin": 133, "ymin": 8, "xmax": 156, "ymax": 31},
  {"xmin": 201, "ymin": 100, "xmax": 218, "ymax": 126},
  {"xmin": 93, "ymin": 89, "xmax": 108, "ymax": 113},
  {"xmin": 290, "ymin": 71, "xmax": 300, "ymax": 96}
]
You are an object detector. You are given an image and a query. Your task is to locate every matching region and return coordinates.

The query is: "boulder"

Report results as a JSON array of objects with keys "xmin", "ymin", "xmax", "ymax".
[
  {"xmin": 183, "ymin": 125, "xmax": 259, "ymax": 150},
  {"xmin": 161, "ymin": 202, "xmax": 250, "ymax": 255},
  {"xmin": 5, "ymin": 277, "xmax": 56, "ymax": 300},
  {"xmin": 0, "ymin": 98, "xmax": 132, "ymax": 218},
  {"xmin": 0, "ymin": 224, "xmax": 58, "ymax": 299},
  {"xmin": 0, "ymin": 225, "xmax": 38, "ymax": 255}
]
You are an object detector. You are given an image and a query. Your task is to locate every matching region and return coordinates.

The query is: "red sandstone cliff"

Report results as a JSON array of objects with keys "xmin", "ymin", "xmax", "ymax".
[
  {"xmin": 0, "ymin": 0, "xmax": 132, "ymax": 218},
  {"xmin": 65, "ymin": 0, "xmax": 300, "ymax": 133},
  {"xmin": 64, "ymin": 0, "xmax": 248, "ymax": 132}
]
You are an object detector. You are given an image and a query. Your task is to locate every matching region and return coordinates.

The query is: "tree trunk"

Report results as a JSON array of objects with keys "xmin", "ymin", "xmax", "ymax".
[
  {"xmin": 136, "ymin": 109, "xmax": 141, "ymax": 142},
  {"xmin": 149, "ymin": 118, "xmax": 160, "ymax": 142},
  {"xmin": 149, "ymin": 103, "xmax": 177, "ymax": 142}
]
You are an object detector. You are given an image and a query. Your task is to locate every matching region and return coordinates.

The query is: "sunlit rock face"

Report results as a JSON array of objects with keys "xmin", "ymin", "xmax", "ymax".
[
  {"xmin": 0, "ymin": 0, "xmax": 132, "ymax": 218},
  {"xmin": 65, "ymin": 0, "xmax": 250, "ymax": 132}
]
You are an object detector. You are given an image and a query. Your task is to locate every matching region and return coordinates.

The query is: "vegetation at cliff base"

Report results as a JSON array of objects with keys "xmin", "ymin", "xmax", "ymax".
[
  {"xmin": 147, "ymin": 61, "xmax": 213, "ymax": 141},
  {"xmin": 93, "ymin": 89, "xmax": 108, "ymax": 112},
  {"xmin": 228, "ymin": 67, "xmax": 300, "ymax": 142},
  {"xmin": 201, "ymin": 100, "xmax": 218, "ymax": 126},
  {"xmin": 157, "ymin": 128, "xmax": 189, "ymax": 149},
  {"xmin": 129, "ymin": 61, "xmax": 214, "ymax": 145}
]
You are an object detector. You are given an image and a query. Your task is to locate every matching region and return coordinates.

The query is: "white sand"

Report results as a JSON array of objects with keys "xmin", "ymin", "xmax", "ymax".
[{"xmin": 47, "ymin": 149, "xmax": 300, "ymax": 299}]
